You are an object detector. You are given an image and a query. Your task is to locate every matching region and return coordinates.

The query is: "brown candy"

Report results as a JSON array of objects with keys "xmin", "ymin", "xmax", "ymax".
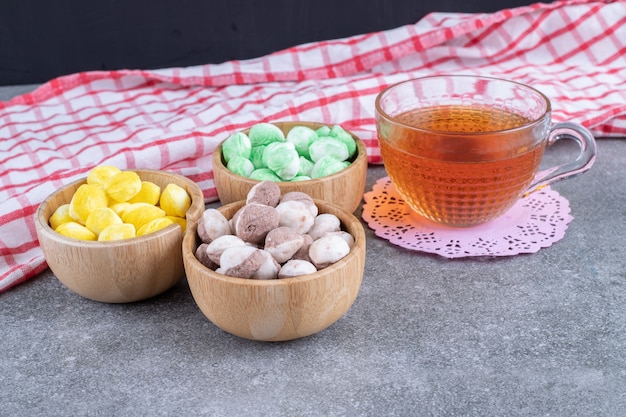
[
  {"xmin": 246, "ymin": 180, "xmax": 281, "ymax": 207},
  {"xmin": 195, "ymin": 185, "xmax": 353, "ymax": 279},
  {"xmin": 195, "ymin": 243, "xmax": 218, "ymax": 270},
  {"xmin": 232, "ymin": 203, "xmax": 280, "ymax": 245}
]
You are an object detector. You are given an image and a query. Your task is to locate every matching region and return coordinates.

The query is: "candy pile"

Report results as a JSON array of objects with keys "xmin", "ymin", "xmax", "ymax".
[
  {"xmin": 195, "ymin": 181, "xmax": 354, "ymax": 279},
  {"xmin": 49, "ymin": 166, "xmax": 191, "ymax": 241},
  {"xmin": 221, "ymin": 123, "xmax": 357, "ymax": 181}
]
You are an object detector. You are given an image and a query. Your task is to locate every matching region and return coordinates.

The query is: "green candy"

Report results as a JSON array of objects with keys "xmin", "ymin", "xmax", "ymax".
[
  {"xmin": 221, "ymin": 132, "xmax": 251, "ymax": 164},
  {"xmin": 250, "ymin": 145, "xmax": 267, "ymax": 169},
  {"xmin": 316, "ymin": 125, "xmax": 331, "ymax": 137},
  {"xmin": 248, "ymin": 123, "xmax": 285, "ymax": 147},
  {"xmin": 297, "ymin": 156, "xmax": 314, "ymax": 177},
  {"xmin": 286, "ymin": 126, "xmax": 317, "ymax": 158},
  {"xmin": 263, "ymin": 142, "xmax": 300, "ymax": 181},
  {"xmin": 330, "ymin": 125, "xmax": 357, "ymax": 158},
  {"xmin": 308, "ymin": 137, "xmax": 349, "ymax": 163},
  {"xmin": 310, "ymin": 156, "xmax": 349, "ymax": 178},
  {"xmin": 227, "ymin": 155, "xmax": 255, "ymax": 177},
  {"xmin": 222, "ymin": 123, "xmax": 357, "ymax": 182},
  {"xmin": 249, "ymin": 168, "xmax": 282, "ymax": 182}
]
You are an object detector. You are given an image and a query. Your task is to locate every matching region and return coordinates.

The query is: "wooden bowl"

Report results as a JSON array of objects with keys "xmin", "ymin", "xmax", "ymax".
[
  {"xmin": 35, "ymin": 169, "xmax": 205, "ymax": 303},
  {"xmin": 183, "ymin": 199, "xmax": 366, "ymax": 342},
  {"xmin": 212, "ymin": 121, "xmax": 368, "ymax": 213}
]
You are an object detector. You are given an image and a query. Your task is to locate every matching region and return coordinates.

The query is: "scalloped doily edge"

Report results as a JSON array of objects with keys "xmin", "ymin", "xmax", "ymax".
[{"xmin": 362, "ymin": 177, "xmax": 574, "ymax": 259}]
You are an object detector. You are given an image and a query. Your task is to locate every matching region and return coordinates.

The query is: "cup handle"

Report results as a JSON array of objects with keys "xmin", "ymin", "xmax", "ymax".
[{"xmin": 524, "ymin": 122, "xmax": 597, "ymax": 197}]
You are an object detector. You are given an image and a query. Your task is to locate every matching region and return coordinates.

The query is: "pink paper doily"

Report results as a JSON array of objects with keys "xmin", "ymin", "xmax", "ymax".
[{"xmin": 361, "ymin": 177, "xmax": 573, "ymax": 258}]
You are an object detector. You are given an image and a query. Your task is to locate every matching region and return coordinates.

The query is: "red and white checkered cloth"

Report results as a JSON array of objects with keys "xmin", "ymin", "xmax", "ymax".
[{"xmin": 1, "ymin": 0, "xmax": 625, "ymax": 293}]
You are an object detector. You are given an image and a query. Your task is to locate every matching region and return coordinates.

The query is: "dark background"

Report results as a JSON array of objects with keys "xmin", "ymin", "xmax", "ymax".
[{"xmin": 0, "ymin": 0, "xmax": 542, "ymax": 86}]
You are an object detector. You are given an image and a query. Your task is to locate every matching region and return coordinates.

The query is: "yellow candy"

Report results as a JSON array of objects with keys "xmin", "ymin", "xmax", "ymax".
[
  {"xmin": 69, "ymin": 184, "xmax": 108, "ymax": 225},
  {"xmin": 98, "ymin": 223, "xmax": 136, "ymax": 241},
  {"xmin": 108, "ymin": 202, "xmax": 133, "ymax": 218},
  {"xmin": 128, "ymin": 181, "xmax": 161, "ymax": 205},
  {"xmin": 159, "ymin": 183, "xmax": 191, "ymax": 217},
  {"xmin": 86, "ymin": 165, "xmax": 122, "ymax": 186},
  {"xmin": 85, "ymin": 207, "xmax": 123, "ymax": 236},
  {"xmin": 136, "ymin": 217, "xmax": 175, "ymax": 237},
  {"xmin": 55, "ymin": 165, "xmax": 193, "ymax": 242},
  {"xmin": 166, "ymin": 216, "xmax": 187, "ymax": 232},
  {"xmin": 49, "ymin": 204, "xmax": 73, "ymax": 230},
  {"xmin": 55, "ymin": 222, "xmax": 97, "ymax": 241},
  {"xmin": 103, "ymin": 171, "xmax": 142, "ymax": 202},
  {"xmin": 121, "ymin": 202, "xmax": 166, "ymax": 230}
]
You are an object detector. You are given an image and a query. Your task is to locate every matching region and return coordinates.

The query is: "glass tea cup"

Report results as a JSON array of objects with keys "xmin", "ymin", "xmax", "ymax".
[{"xmin": 375, "ymin": 75, "xmax": 596, "ymax": 227}]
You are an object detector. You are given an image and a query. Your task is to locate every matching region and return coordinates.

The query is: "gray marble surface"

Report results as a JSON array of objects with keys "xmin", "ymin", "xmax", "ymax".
[{"xmin": 1, "ymin": 84, "xmax": 625, "ymax": 417}]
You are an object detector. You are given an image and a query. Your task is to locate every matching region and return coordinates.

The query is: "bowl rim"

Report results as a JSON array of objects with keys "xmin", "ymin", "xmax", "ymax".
[
  {"xmin": 212, "ymin": 121, "xmax": 368, "ymax": 185},
  {"xmin": 183, "ymin": 198, "xmax": 366, "ymax": 287},
  {"xmin": 36, "ymin": 168, "xmax": 205, "ymax": 248}
]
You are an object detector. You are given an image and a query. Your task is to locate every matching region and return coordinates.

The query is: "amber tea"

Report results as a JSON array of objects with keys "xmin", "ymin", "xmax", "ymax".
[
  {"xmin": 380, "ymin": 105, "xmax": 545, "ymax": 226},
  {"xmin": 375, "ymin": 75, "xmax": 596, "ymax": 227}
]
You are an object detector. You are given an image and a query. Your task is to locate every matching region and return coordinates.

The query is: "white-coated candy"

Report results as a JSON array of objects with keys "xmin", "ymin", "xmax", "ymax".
[
  {"xmin": 206, "ymin": 235, "xmax": 247, "ymax": 265},
  {"xmin": 252, "ymin": 249, "xmax": 281, "ymax": 280},
  {"xmin": 197, "ymin": 208, "xmax": 232, "ymax": 243},
  {"xmin": 291, "ymin": 234, "xmax": 314, "ymax": 263},
  {"xmin": 220, "ymin": 246, "xmax": 264, "ymax": 279},
  {"xmin": 196, "ymin": 187, "xmax": 354, "ymax": 279},
  {"xmin": 264, "ymin": 227, "xmax": 305, "ymax": 264},
  {"xmin": 326, "ymin": 230, "xmax": 355, "ymax": 249},
  {"xmin": 309, "ymin": 234, "xmax": 350, "ymax": 269},
  {"xmin": 307, "ymin": 213, "xmax": 341, "ymax": 241},
  {"xmin": 220, "ymin": 245, "xmax": 258, "ymax": 270},
  {"xmin": 276, "ymin": 200, "xmax": 315, "ymax": 234},
  {"xmin": 280, "ymin": 191, "xmax": 318, "ymax": 216},
  {"xmin": 278, "ymin": 259, "xmax": 317, "ymax": 278}
]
